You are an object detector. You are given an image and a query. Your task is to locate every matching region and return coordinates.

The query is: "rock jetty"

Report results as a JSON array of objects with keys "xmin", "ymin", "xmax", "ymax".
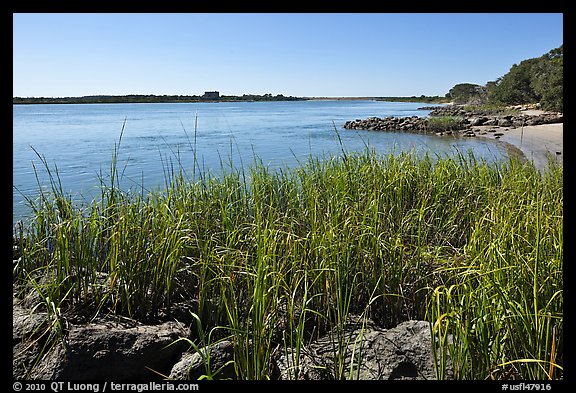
[
  {"xmin": 344, "ymin": 116, "xmax": 431, "ymax": 133},
  {"xmin": 343, "ymin": 105, "xmax": 563, "ymax": 137}
]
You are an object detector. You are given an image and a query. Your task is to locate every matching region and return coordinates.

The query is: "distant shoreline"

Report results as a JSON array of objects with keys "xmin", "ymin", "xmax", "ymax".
[
  {"xmin": 307, "ymin": 96, "xmax": 450, "ymax": 104},
  {"xmin": 13, "ymin": 95, "xmax": 449, "ymax": 105},
  {"xmin": 12, "ymin": 94, "xmax": 306, "ymax": 105}
]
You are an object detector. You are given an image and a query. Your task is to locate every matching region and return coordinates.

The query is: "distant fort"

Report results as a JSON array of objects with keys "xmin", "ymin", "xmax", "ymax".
[{"xmin": 202, "ymin": 91, "xmax": 220, "ymax": 100}]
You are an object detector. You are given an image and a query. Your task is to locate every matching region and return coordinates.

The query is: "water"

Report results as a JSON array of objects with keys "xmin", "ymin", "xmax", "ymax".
[{"xmin": 13, "ymin": 100, "xmax": 508, "ymax": 224}]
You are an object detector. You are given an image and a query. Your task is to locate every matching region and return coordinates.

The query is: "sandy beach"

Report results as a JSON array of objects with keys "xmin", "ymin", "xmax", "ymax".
[{"xmin": 474, "ymin": 116, "xmax": 563, "ymax": 173}]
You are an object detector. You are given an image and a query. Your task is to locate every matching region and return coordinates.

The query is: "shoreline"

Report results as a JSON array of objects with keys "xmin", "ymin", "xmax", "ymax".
[
  {"xmin": 344, "ymin": 105, "xmax": 563, "ymax": 174},
  {"xmin": 474, "ymin": 122, "xmax": 563, "ymax": 172}
]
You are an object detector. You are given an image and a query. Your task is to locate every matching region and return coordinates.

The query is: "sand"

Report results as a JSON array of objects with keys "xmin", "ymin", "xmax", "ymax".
[{"xmin": 475, "ymin": 122, "xmax": 563, "ymax": 172}]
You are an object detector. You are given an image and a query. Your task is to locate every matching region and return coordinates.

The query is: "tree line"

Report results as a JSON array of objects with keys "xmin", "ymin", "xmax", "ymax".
[
  {"xmin": 445, "ymin": 45, "xmax": 563, "ymax": 112},
  {"xmin": 12, "ymin": 93, "xmax": 307, "ymax": 105},
  {"xmin": 377, "ymin": 95, "xmax": 449, "ymax": 104}
]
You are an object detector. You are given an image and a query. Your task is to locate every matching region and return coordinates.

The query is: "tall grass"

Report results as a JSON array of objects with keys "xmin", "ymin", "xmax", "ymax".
[
  {"xmin": 429, "ymin": 157, "xmax": 563, "ymax": 380},
  {"xmin": 13, "ymin": 130, "xmax": 562, "ymax": 380}
]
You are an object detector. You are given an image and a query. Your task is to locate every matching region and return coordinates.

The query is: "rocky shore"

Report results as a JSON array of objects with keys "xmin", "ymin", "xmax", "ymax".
[
  {"xmin": 343, "ymin": 104, "xmax": 563, "ymax": 137},
  {"xmin": 13, "ymin": 239, "xmax": 450, "ymax": 381},
  {"xmin": 13, "ymin": 290, "xmax": 446, "ymax": 380}
]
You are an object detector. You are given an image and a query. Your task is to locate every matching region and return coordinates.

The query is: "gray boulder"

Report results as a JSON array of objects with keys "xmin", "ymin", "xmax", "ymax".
[
  {"xmin": 170, "ymin": 340, "xmax": 236, "ymax": 380},
  {"xmin": 13, "ymin": 296, "xmax": 51, "ymax": 379},
  {"xmin": 469, "ymin": 116, "xmax": 488, "ymax": 126},
  {"xmin": 497, "ymin": 118, "xmax": 513, "ymax": 127},
  {"xmin": 277, "ymin": 318, "xmax": 452, "ymax": 380},
  {"xmin": 13, "ymin": 299, "xmax": 190, "ymax": 380}
]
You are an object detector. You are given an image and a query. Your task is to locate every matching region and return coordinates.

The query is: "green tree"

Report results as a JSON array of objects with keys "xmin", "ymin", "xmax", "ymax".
[
  {"xmin": 488, "ymin": 45, "xmax": 563, "ymax": 112},
  {"xmin": 446, "ymin": 83, "xmax": 487, "ymax": 104},
  {"xmin": 489, "ymin": 59, "xmax": 540, "ymax": 105},
  {"xmin": 530, "ymin": 45, "xmax": 563, "ymax": 111}
]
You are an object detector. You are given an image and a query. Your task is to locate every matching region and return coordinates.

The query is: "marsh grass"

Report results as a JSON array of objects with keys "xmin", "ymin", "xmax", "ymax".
[
  {"xmin": 426, "ymin": 116, "xmax": 467, "ymax": 133},
  {"xmin": 13, "ymin": 127, "xmax": 562, "ymax": 380},
  {"xmin": 428, "ymin": 157, "xmax": 563, "ymax": 380}
]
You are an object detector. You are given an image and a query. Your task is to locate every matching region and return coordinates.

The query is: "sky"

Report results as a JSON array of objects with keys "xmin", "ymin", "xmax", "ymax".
[{"xmin": 12, "ymin": 13, "xmax": 563, "ymax": 98}]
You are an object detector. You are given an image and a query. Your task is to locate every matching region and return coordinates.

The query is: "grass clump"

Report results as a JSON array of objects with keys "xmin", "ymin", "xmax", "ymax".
[
  {"xmin": 13, "ymin": 135, "xmax": 562, "ymax": 380},
  {"xmin": 426, "ymin": 116, "xmax": 467, "ymax": 133}
]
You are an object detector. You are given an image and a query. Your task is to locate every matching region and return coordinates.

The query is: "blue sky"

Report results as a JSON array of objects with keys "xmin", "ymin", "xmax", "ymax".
[{"xmin": 13, "ymin": 13, "xmax": 563, "ymax": 97}]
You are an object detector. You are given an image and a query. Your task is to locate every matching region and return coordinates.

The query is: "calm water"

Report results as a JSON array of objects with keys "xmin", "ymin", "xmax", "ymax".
[{"xmin": 13, "ymin": 100, "xmax": 508, "ymax": 224}]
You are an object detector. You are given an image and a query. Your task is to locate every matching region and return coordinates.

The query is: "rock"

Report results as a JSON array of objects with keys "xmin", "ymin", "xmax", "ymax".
[
  {"xmin": 497, "ymin": 118, "xmax": 513, "ymax": 127},
  {"xmin": 483, "ymin": 119, "xmax": 498, "ymax": 126},
  {"xmin": 527, "ymin": 119, "xmax": 540, "ymax": 126},
  {"xmin": 342, "ymin": 116, "xmax": 429, "ymax": 133},
  {"xmin": 13, "ymin": 296, "xmax": 51, "ymax": 379},
  {"xmin": 12, "ymin": 297, "xmax": 48, "ymax": 342},
  {"xmin": 170, "ymin": 340, "xmax": 236, "ymax": 380},
  {"xmin": 469, "ymin": 117, "xmax": 488, "ymax": 126},
  {"xmin": 277, "ymin": 318, "xmax": 451, "ymax": 380},
  {"xmin": 13, "ymin": 302, "xmax": 191, "ymax": 380}
]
